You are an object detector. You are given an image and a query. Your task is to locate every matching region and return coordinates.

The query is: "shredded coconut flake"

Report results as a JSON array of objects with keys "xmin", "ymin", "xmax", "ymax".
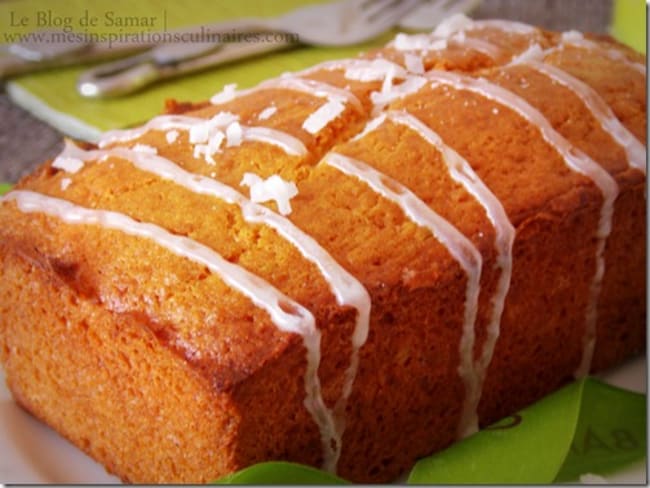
[
  {"xmin": 240, "ymin": 172, "xmax": 298, "ymax": 216},
  {"xmin": 432, "ymin": 13, "xmax": 474, "ymax": 38},
  {"xmin": 393, "ymin": 33, "xmax": 429, "ymax": 51},
  {"xmin": 258, "ymin": 105, "xmax": 277, "ymax": 120},
  {"xmin": 226, "ymin": 121, "xmax": 243, "ymax": 147},
  {"xmin": 344, "ymin": 59, "xmax": 407, "ymax": 82},
  {"xmin": 510, "ymin": 43, "xmax": 545, "ymax": 64},
  {"xmin": 165, "ymin": 130, "xmax": 179, "ymax": 144},
  {"xmin": 189, "ymin": 123, "xmax": 210, "ymax": 144},
  {"xmin": 132, "ymin": 144, "xmax": 158, "ymax": 154},
  {"xmin": 302, "ymin": 99, "xmax": 345, "ymax": 134},
  {"xmin": 393, "ymin": 33, "xmax": 447, "ymax": 52},
  {"xmin": 381, "ymin": 64, "xmax": 396, "ymax": 95},
  {"xmin": 404, "ymin": 53, "xmax": 425, "ymax": 74},
  {"xmin": 52, "ymin": 155, "xmax": 84, "ymax": 174},
  {"xmin": 562, "ymin": 30, "xmax": 584, "ymax": 43},
  {"xmin": 193, "ymin": 144, "xmax": 216, "ymax": 165},
  {"xmin": 60, "ymin": 178, "xmax": 72, "ymax": 190},
  {"xmin": 207, "ymin": 130, "xmax": 225, "ymax": 154},
  {"xmin": 210, "ymin": 83, "xmax": 238, "ymax": 105}
]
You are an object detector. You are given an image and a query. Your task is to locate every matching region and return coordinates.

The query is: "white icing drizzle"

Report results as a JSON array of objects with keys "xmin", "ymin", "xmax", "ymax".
[
  {"xmin": 49, "ymin": 140, "xmax": 371, "ymax": 473},
  {"xmin": 426, "ymin": 70, "xmax": 620, "ymax": 379},
  {"xmin": 132, "ymin": 143, "xmax": 158, "ymax": 154},
  {"xmin": 99, "ymin": 114, "xmax": 307, "ymax": 157},
  {"xmin": 241, "ymin": 126, "xmax": 307, "ymax": 156},
  {"xmin": 558, "ymin": 32, "xmax": 646, "ymax": 76},
  {"xmin": 325, "ymin": 152, "xmax": 483, "ymax": 432},
  {"xmin": 457, "ymin": 37, "xmax": 502, "ymax": 60},
  {"xmin": 384, "ymin": 110, "xmax": 515, "ymax": 438},
  {"xmin": 297, "ymin": 57, "xmax": 407, "ymax": 83},
  {"xmin": 459, "ymin": 17, "xmax": 645, "ymax": 77},
  {"xmin": 100, "ymin": 114, "xmax": 228, "ymax": 146},
  {"xmin": 261, "ymin": 76, "xmax": 363, "ymax": 112},
  {"xmin": 350, "ymin": 113, "xmax": 387, "ymax": 141},
  {"xmin": 511, "ymin": 58, "xmax": 647, "ymax": 173},
  {"xmin": 60, "ymin": 178, "xmax": 72, "ymax": 190},
  {"xmin": 370, "ymin": 75, "xmax": 427, "ymax": 113},
  {"xmin": 471, "ymin": 19, "xmax": 538, "ymax": 35}
]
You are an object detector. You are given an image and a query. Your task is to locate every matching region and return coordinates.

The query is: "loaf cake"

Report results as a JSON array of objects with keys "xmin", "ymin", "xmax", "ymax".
[{"xmin": 0, "ymin": 15, "xmax": 645, "ymax": 483}]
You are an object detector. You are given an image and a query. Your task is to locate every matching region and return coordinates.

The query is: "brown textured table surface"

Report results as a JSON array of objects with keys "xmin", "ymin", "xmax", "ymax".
[{"xmin": 0, "ymin": 0, "xmax": 613, "ymax": 183}]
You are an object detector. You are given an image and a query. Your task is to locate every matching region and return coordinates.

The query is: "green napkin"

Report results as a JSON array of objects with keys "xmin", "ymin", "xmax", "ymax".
[
  {"xmin": 1, "ymin": 0, "xmax": 393, "ymax": 140},
  {"xmin": 214, "ymin": 378, "xmax": 646, "ymax": 484}
]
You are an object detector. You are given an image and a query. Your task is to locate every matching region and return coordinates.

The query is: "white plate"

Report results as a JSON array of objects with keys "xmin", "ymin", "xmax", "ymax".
[{"xmin": 0, "ymin": 356, "xmax": 646, "ymax": 484}]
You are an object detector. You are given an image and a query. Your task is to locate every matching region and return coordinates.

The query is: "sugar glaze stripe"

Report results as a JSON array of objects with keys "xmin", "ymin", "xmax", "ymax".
[
  {"xmin": 426, "ymin": 70, "xmax": 620, "ymax": 378},
  {"xmin": 99, "ymin": 114, "xmax": 307, "ymax": 157},
  {"xmin": 238, "ymin": 76, "xmax": 364, "ymax": 111},
  {"xmin": 509, "ymin": 57, "xmax": 646, "ymax": 173},
  {"xmin": 559, "ymin": 33, "xmax": 646, "ymax": 76},
  {"xmin": 208, "ymin": 76, "xmax": 364, "ymax": 136}
]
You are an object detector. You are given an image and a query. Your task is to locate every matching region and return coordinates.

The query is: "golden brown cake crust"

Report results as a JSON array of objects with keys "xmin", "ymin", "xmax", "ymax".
[{"xmin": 0, "ymin": 19, "xmax": 646, "ymax": 483}]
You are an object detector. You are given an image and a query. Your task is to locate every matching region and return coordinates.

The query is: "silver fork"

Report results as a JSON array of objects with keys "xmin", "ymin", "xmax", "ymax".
[
  {"xmin": 197, "ymin": 0, "xmax": 424, "ymax": 46},
  {"xmin": 77, "ymin": 0, "xmax": 422, "ymax": 98}
]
